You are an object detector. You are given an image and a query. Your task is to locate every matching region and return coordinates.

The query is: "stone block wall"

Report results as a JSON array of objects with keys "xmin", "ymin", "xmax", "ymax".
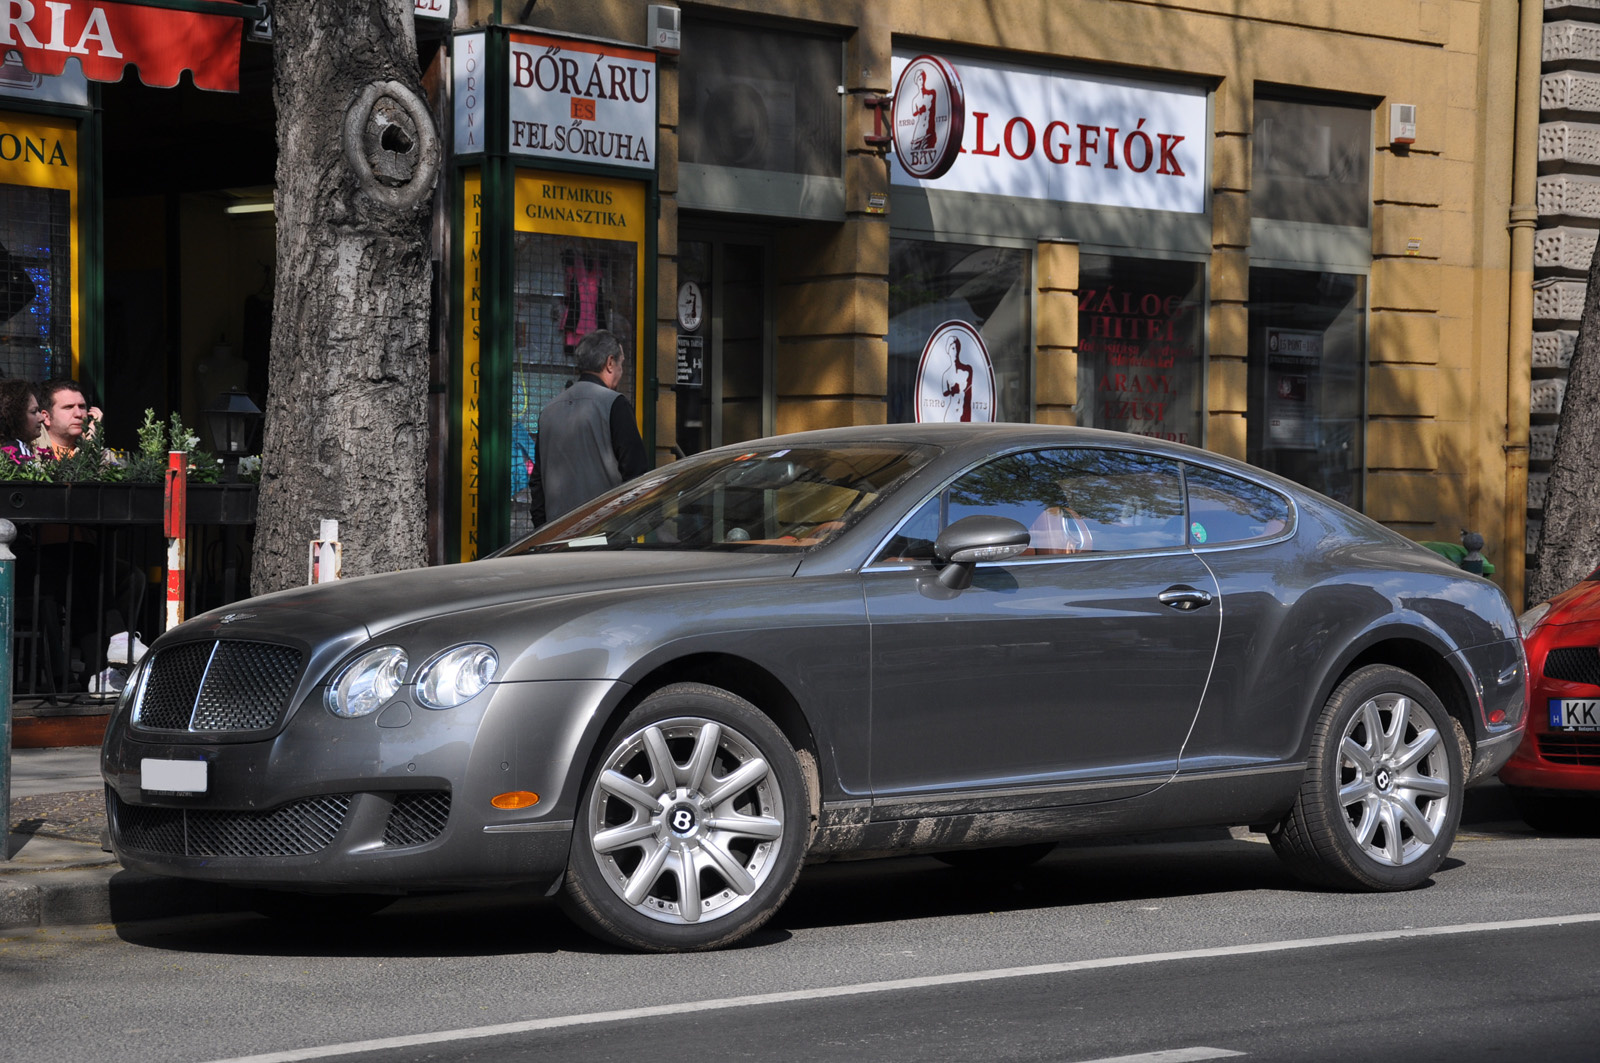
[{"xmin": 1530, "ymin": 8, "xmax": 1600, "ymax": 556}]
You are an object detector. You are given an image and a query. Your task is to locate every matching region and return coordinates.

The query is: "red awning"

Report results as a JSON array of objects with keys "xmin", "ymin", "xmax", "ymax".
[{"xmin": 3, "ymin": 0, "xmax": 253, "ymax": 93}]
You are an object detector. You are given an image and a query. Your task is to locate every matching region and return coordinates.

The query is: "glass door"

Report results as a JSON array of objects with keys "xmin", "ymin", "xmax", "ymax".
[{"xmin": 675, "ymin": 232, "xmax": 772, "ymax": 455}]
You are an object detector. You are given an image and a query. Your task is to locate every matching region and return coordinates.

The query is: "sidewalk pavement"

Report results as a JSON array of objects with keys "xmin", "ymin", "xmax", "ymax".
[
  {"xmin": 2, "ymin": 746, "xmax": 260, "ymax": 930},
  {"xmin": 1, "ymin": 744, "xmax": 1532, "ymax": 934}
]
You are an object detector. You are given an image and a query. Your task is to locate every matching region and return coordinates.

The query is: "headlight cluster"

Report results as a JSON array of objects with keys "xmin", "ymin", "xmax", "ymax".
[
  {"xmin": 324, "ymin": 643, "xmax": 499, "ymax": 718},
  {"xmin": 1518, "ymin": 601, "xmax": 1551, "ymax": 637}
]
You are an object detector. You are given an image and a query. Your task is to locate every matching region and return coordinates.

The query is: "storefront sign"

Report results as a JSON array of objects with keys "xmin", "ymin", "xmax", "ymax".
[
  {"xmin": 501, "ymin": 32, "xmax": 654, "ymax": 170},
  {"xmin": 891, "ymin": 54, "xmax": 963, "ymax": 180},
  {"xmin": 458, "ymin": 169, "xmax": 484, "ymax": 558},
  {"xmin": 916, "ymin": 320, "xmax": 995, "ymax": 423},
  {"xmin": 414, "ymin": 0, "xmax": 449, "ymax": 20},
  {"xmin": 0, "ymin": 0, "xmax": 247, "ymax": 92},
  {"xmin": 889, "ymin": 50, "xmax": 1207, "ymax": 213},
  {"xmin": 1076, "ymin": 260, "xmax": 1203, "ymax": 444}
]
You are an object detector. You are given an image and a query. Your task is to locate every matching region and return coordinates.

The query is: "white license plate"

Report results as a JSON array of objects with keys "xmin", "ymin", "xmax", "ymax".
[
  {"xmin": 140, "ymin": 758, "xmax": 208, "ymax": 794},
  {"xmin": 1549, "ymin": 699, "xmax": 1600, "ymax": 731}
]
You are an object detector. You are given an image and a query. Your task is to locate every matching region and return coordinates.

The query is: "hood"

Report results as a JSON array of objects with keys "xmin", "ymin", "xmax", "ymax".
[{"xmin": 171, "ymin": 550, "xmax": 802, "ymax": 650}]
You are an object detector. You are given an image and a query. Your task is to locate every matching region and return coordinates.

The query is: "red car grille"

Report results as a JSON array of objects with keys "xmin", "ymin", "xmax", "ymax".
[
  {"xmin": 1536, "ymin": 732, "xmax": 1600, "ymax": 767},
  {"xmin": 1543, "ymin": 647, "xmax": 1600, "ymax": 687}
]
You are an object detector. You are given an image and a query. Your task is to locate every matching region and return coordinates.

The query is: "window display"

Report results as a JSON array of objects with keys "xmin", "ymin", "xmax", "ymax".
[
  {"xmin": 1073, "ymin": 254, "xmax": 1205, "ymax": 444},
  {"xmin": 888, "ymin": 239, "xmax": 1029, "ymax": 424}
]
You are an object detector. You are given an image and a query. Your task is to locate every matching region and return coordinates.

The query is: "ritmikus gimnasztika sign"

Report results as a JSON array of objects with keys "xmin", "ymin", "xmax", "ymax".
[
  {"xmin": 454, "ymin": 31, "xmax": 656, "ymax": 170},
  {"xmin": 889, "ymin": 51, "xmax": 1207, "ymax": 213}
]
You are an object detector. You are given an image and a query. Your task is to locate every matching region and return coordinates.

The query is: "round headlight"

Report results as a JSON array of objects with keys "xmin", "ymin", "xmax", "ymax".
[
  {"xmin": 326, "ymin": 646, "xmax": 409, "ymax": 718},
  {"xmin": 414, "ymin": 644, "xmax": 499, "ymax": 710}
]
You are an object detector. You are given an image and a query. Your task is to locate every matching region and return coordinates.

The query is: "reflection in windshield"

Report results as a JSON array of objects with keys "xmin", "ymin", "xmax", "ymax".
[{"xmin": 503, "ymin": 444, "xmax": 938, "ymax": 555}]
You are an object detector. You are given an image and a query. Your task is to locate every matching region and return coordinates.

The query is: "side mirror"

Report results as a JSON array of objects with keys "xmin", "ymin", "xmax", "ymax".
[{"xmin": 933, "ymin": 514, "xmax": 1030, "ymax": 590}]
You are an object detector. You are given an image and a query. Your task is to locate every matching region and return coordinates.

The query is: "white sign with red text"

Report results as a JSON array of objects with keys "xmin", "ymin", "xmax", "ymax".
[
  {"xmin": 889, "ymin": 51, "xmax": 1207, "ymax": 214},
  {"xmin": 506, "ymin": 32, "xmax": 655, "ymax": 170},
  {"xmin": 414, "ymin": 0, "xmax": 449, "ymax": 20}
]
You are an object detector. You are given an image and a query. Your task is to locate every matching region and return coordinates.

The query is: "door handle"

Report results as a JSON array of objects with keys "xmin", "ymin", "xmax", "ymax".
[{"xmin": 1158, "ymin": 585, "xmax": 1214, "ymax": 611}]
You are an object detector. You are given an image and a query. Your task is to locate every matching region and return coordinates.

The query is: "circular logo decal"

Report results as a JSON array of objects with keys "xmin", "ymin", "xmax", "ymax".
[
  {"xmin": 677, "ymin": 281, "xmax": 703, "ymax": 333},
  {"xmin": 1190, "ymin": 522, "xmax": 1207, "ymax": 544},
  {"xmin": 892, "ymin": 54, "xmax": 965, "ymax": 180},
  {"xmin": 915, "ymin": 320, "xmax": 995, "ymax": 424}
]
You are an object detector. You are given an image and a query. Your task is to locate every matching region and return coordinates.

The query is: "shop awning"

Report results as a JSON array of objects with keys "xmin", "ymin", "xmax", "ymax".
[{"xmin": 2, "ymin": 0, "xmax": 263, "ymax": 93}]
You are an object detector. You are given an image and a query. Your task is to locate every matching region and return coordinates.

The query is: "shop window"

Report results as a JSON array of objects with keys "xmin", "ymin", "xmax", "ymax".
[
  {"xmin": 1073, "ymin": 255, "xmax": 1205, "ymax": 445},
  {"xmin": 679, "ymin": 21, "xmax": 841, "ymax": 178},
  {"xmin": 888, "ymin": 239, "xmax": 1029, "ymax": 424},
  {"xmin": 0, "ymin": 182, "xmax": 70, "ymax": 380},
  {"xmin": 509, "ymin": 233, "xmax": 638, "ymax": 541},
  {"xmin": 1246, "ymin": 269, "xmax": 1366, "ymax": 508},
  {"xmin": 1252, "ymin": 97, "xmax": 1371, "ymax": 229}
]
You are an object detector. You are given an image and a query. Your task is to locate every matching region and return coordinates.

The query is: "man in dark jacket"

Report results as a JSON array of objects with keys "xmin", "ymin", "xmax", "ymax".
[{"xmin": 528, "ymin": 329, "xmax": 649, "ymax": 527}]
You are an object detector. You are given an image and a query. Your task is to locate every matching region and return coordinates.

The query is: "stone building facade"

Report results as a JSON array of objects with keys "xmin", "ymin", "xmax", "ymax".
[{"xmin": 441, "ymin": 0, "xmax": 1540, "ymax": 604}]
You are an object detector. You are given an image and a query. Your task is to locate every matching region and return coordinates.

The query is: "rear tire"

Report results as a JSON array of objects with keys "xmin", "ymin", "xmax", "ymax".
[
  {"xmin": 562, "ymin": 683, "xmax": 811, "ymax": 951},
  {"xmin": 1270, "ymin": 664, "xmax": 1463, "ymax": 891}
]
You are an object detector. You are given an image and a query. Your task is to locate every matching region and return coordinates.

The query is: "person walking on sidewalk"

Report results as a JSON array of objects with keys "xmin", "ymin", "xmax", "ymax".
[{"xmin": 527, "ymin": 329, "xmax": 649, "ymax": 528}]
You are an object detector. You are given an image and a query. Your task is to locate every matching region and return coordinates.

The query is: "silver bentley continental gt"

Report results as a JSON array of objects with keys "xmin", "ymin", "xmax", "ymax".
[{"xmin": 101, "ymin": 424, "xmax": 1527, "ymax": 951}]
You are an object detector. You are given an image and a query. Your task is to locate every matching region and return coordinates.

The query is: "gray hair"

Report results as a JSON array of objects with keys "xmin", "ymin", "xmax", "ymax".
[{"xmin": 573, "ymin": 329, "xmax": 623, "ymax": 374}]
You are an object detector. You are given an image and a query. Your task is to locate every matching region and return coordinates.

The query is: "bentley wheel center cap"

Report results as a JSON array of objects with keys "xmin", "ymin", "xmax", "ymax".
[{"xmin": 1375, "ymin": 768, "xmax": 1393, "ymax": 792}]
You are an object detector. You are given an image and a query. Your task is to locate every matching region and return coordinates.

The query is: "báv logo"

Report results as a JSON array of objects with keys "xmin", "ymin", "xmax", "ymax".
[{"xmin": 892, "ymin": 54, "xmax": 964, "ymax": 180}]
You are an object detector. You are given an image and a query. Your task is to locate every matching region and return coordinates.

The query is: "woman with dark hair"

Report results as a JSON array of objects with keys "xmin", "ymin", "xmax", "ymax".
[{"xmin": 0, "ymin": 377, "xmax": 43, "ymax": 459}]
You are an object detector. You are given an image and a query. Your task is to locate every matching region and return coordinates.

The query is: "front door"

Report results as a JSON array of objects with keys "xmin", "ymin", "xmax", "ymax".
[{"xmin": 863, "ymin": 447, "xmax": 1222, "ymax": 808}]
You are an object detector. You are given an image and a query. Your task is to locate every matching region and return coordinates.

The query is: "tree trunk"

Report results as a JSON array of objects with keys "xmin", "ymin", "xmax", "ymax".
[
  {"xmin": 1531, "ymin": 242, "xmax": 1600, "ymax": 603},
  {"xmin": 250, "ymin": 0, "xmax": 439, "ymax": 594}
]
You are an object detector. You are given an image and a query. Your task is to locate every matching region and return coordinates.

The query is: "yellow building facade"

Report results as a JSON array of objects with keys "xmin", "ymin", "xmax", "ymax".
[{"xmin": 454, "ymin": 0, "xmax": 1536, "ymax": 604}]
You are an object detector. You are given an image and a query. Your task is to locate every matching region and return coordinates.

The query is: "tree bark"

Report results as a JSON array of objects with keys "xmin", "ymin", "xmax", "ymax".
[
  {"xmin": 1531, "ymin": 242, "xmax": 1600, "ymax": 603},
  {"xmin": 251, "ymin": 0, "xmax": 439, "ymax": 594}
]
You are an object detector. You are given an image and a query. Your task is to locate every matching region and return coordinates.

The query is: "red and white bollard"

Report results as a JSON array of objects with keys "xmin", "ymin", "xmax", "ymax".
[{"xmin": 164, "ymin": 450, "xmax": 186, "ymax": 632}]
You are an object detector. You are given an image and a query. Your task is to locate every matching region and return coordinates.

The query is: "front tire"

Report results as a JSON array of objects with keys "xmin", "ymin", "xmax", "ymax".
[
  {"xmin": 562, "ymin": 683, "xmax": 811, "ymax": 951},
  {"xmin": 1270, "ymin": 664, "xmax": 1463, "ymax": 891}
]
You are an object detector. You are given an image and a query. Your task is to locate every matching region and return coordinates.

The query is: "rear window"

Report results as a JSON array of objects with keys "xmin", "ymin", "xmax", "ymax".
[{"xmin": 1184, "ymin": 465, "xmax": 1292, "ymax": 546}]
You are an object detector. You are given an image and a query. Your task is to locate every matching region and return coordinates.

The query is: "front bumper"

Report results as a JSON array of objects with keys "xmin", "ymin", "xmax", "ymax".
[{"xmin": 102, "ymin": 677, "xmax": 619, "ymax": 892}]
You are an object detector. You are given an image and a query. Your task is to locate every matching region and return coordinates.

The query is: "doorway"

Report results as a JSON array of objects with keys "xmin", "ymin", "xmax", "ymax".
[{"xmin": 674, "ymin": 231, "xmax": 773, "ymax": 456}]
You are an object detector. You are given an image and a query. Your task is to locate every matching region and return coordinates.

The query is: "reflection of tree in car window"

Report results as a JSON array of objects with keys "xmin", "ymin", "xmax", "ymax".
[{"xmin": 1184, "ymin": 464, "xmax": 1291, "ymax": 545}]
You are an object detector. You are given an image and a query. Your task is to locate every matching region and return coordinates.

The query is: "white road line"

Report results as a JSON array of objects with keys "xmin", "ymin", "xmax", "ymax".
[
  {"xmin": 1077, "ymin": 1051, "xmax": 1244, "ymax": 1063},
  {"xmin": 203, "ymin": 912, "xmax": 1600, "ymax": 1063}
]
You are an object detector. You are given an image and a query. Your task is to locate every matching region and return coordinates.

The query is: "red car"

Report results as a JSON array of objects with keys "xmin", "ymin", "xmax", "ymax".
[{"xmin": 1501, "ymin": 567, "xmax": 1600, "ymax": 831}]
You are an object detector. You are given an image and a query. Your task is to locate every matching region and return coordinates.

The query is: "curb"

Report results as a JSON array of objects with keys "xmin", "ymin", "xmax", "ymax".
[{"xmin": 0, "ymin": 860, "xmax": 260, "ymax": 931}]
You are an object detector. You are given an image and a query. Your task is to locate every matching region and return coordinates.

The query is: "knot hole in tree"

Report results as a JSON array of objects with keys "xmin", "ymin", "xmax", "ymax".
[{"xmin": 344, "ymin": 80, "xmax": 440, "ymax": 210}]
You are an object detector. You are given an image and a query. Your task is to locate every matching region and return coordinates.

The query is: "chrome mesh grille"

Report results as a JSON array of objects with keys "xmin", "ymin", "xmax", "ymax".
[
  {"xmin": 383, "ymin": 791, "xmax": 452, "ymax": 847},
  {"xmin": 134, "ymin": 641, "xmax": 304, "ymax": 734},
  {"xmin": 136, "ymin": 643, "xmax": 213, "ymax": 731},
  {"xmin": 109, "ymin": 790, "xmax": 352, "ymax": 857},
  {"xmin": 1543, "ymin": 647, "xmax": 1600, "ymax": 688}
]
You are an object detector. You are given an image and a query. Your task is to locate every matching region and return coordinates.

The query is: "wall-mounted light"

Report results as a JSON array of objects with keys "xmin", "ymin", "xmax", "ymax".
[{"xmin": 224, "ymin": 200, "xmax": 274, "ymax": 215}]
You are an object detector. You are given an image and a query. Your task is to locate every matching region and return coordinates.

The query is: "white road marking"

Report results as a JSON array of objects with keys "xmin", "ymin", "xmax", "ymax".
[
  {"xmin": 203, "ymin": 912, "xmax": 1600, "ymax": 1063},
  {"xmin": 1075, "ymin": 1051, "xmax": 1244, "ymax": 1063}
]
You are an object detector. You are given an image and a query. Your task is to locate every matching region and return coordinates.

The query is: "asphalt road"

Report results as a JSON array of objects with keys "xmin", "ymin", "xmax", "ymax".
[{"xmin": 4, "ymin": 815, "xmax": 1599, "ymax": 1063}]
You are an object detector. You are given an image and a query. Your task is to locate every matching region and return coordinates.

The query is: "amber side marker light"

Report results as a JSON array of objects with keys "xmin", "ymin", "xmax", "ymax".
[{"xmin": 492, "ymin": 791, "xmax": 540, "ymax": 810}]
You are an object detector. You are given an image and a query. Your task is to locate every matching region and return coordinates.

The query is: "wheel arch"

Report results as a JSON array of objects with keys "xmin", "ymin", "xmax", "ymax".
[{"xmin": 1319, "ymin": 637, "xmax": 1476, "ymax": 774}]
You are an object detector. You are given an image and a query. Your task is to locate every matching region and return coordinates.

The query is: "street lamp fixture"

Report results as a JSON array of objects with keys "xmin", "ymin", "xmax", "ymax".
[{"xmin": 205, "ymin": 389, "xmax": 263, "ymax": 481}]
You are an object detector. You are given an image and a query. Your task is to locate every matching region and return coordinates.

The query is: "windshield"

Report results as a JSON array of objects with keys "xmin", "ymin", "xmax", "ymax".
[{"xmin": 504, "ymin": 443, "xmax": 939, "ymax": 554}]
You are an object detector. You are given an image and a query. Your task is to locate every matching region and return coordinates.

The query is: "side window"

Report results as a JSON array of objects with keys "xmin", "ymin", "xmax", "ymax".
[
  {"xmin": 1184, "ymin": 465, "xmax": 1292, "ymax": 546},
  {"xmin": 874, "ymin": 449, "xmax": 1185, "ymax": 562}
]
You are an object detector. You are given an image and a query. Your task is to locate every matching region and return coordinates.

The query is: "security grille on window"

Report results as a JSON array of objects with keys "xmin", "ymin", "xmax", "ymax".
[{"xmin": 0, "ymin": 182, "xmax": 70, "ymax": 380}]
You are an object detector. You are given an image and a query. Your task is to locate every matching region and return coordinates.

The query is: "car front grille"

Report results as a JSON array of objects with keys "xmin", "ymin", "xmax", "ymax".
[
  {"xmin": 109, "ymin": 790, "xmax": 352, "ymax": 857},
  {"xmin": 1536, "ymin": 732, "xmax": 1600, "ymax": 767},
  {"xmin": 382, "ymin": 791, "xmax": 452, "ymax": 847},
  {"xmin": 133, "ymin": 641, "xmax": 304, "ymax": 734},
  {"xmin": 1543, "ymin": 647, "xmax": 1600, "ymax": 688}
]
